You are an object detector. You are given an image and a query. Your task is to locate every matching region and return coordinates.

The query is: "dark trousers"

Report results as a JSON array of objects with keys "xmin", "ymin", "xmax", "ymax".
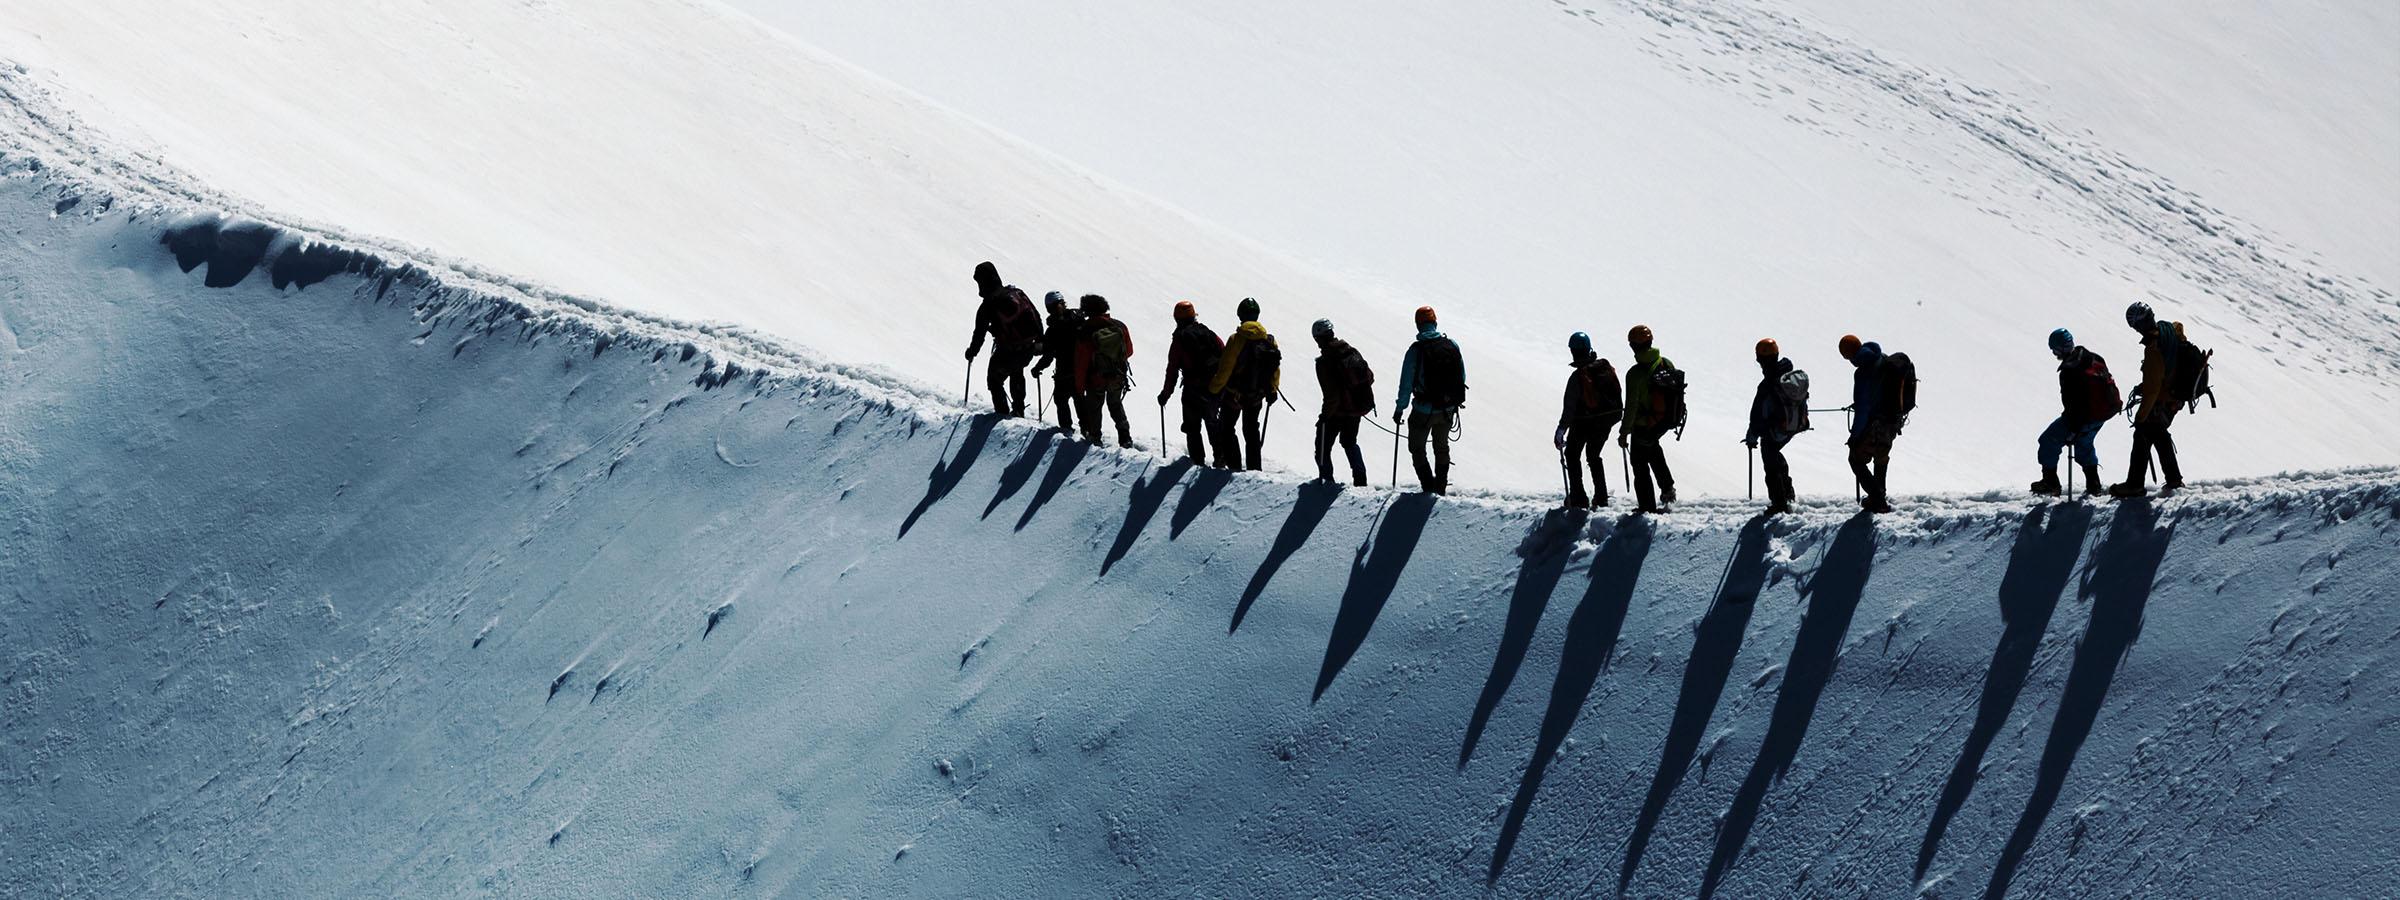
[
  {"xmin": 1758, "ymin": 433, "xmax": 1794, "ymax": 504},
  {"xmin": 1049, "ymin": 371, "xmax": 1076, "ymax": 432},
  {"xmin": 1075, "ymin": 388, "xmax": 1132, "ymax": 446},
  {"xmin": 1315, "ymin": 415, "xmax": 1367, "ymax": 485},
  {"xmin": 986, "ymin": 350, "xmax": 1029, "ymax": 417},
  {"xmin": 1564, "ymin": 418, "xmax": 1614, "ymax": 505},
  {"xmin": 1629, "ymin": 425, "xmax": 1676, "ymax": 509},
  {"xmin": 2126, "ymin": 404, "xmax": 2181, "ymax": 488},
  {"xmin": 1848, "ymin": 420, "xmax": 1897, "ymax": 502},
  {"xmin": 1177, "ymin": 389, "xmax": 1214, "ymax": 464},
  {"xmin": 1408, "ymin": 410, "xmax": 1452, "ymax": 494},
  {"xmin": 1228, "ymin": 399, "xmax": 1265, "ymax": 471},
  {"xmin": 1208, "ymin": 399, "xmax": 1240, "ymax": 467}
]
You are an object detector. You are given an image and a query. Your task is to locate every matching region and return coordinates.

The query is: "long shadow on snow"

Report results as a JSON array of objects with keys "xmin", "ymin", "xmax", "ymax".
[
  {"xmin": 1100, "ymin": 459, "xmax": 1195, "ymax": 576},
  {"xmin": 1485, "ymin": 514, "xmax": 1652, "ymax": 882},
  {"xmin": 899, "ymin": 414, "xmax": 1001, "ymax": 538},
  {"xmin": 982, "ymin": 430, "xmax": 1060, "ymax": 519},
  {"xmin": 1459, "ymin": 508, "xmax": 1588, "ymax": 769},
  {"xmin": 1014, "ymin": 439, "xmax": 1093, "ymax": 532},
  {"xmin": 1618, "ymin": 516, "xmax": 1777, "ymax": 894},
  {"xmin": 1916, "ymin": 503, "xmax": 2094, "ymax": 880},
  {"xmin": 1312, "ymin": 493, "xmax": 1439, "ymax": 702},
  {"xmin": 1229, "ymin": 481, "xmax": 1344, "ymax": 633},
  {"xmin": 1984, "ymin": 501, "xmax": 2171, "ymax": 900},
  {"xmin": 1170, "ymin": 467, "xmax": 1234, "ymax": 538},
  {"xmin": 1698, "ymin": 513, "xmax": 1878, "ymax": 899}
]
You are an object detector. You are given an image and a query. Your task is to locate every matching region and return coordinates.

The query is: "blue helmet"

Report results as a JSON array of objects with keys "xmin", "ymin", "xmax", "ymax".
[
  {"xmin": 2048, "ymin": 328, "xmax": 2074, "ymax": 355},
  {"xmin": 1567, "ymin": 331, "xmax": 1592, "ymax": 354}
]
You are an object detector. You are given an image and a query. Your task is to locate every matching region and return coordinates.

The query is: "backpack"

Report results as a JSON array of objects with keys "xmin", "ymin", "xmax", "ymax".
[
  {"xmin": 1776, "ymin": 368, "xmax": 1811, "ymax": 434},
  {"xmin": 1575, "ymin": 361, "xmax": 1623, "ymax": 421},
  {"xmin": 1413, "ymin": 337, "xmax": 1466, "ymax": 409},
  {"xmin": 1878, "ymin": 352, "xmax": 1918, "ymax": 424},
  {"xmin": 2076, "ymin": 351, "xmax": 2123, "ymax": 420},
  {"xmin": 1176, "ymin": 322, "xmax": 1221, "ymax": 379},
  {"xmin": 1340, "ymin": 345, "xmax": 1377, "ymax": 415},
  {"xmin": 1233, "ymin": 335, "xmax": 1283, "ymax": 398},
  {"xmin": 1648, "ymin": 364, "xmax": 1688, "ymax": 432},
  {"xmin": 2169, "ymin": 329, "xmax": 2213, "ymax": 411},
  {"xmin": 1087, "ymin": 317, "xmax": 1130, "ymax": 386},
  {"xmin": 992, "ymin": 287, "xmax": 1043, "ymax": 353}
]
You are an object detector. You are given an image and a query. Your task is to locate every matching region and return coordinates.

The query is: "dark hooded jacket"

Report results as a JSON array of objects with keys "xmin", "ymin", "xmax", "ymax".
[{"xmin": 1748, "ymin": 357, "xmax": 1795, "ymax": 442}]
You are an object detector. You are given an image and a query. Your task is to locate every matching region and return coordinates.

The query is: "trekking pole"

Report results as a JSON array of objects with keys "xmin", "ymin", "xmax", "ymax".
[
  {"xmin": 1158, "ymin": 400, "xmax": 1168, "ymax": 460},
  {"xmin": 1558, "ymin": 448, "xmax": 1571, "ymax": 507},
  {"xmin": 1747, "ymin": 443, "xmax": 1755, "ymax": 502},
  {"xmin": 963, "ymin": 358, "xmax": 974, "ymax": 409},
  {"xmin": 1391, "ymin": 415, "xmax": 1402, "ymax": 488},
  {"xmin": 1033, "ymin": 372, "xmax": 1045, "ymax": 421}
]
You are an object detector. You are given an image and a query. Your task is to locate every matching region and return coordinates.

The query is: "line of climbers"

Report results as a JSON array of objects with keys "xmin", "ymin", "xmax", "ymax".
[{"xmin": 966, "ymin": 261, "xmax": 2212, "ymax": 514}]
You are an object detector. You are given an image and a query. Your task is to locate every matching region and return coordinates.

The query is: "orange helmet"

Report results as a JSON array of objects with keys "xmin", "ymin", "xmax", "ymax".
[
  {"xmin": 1628, "ymin": 324, "xmax": 1653, "ymax": 347},
  {"xmin": 1755, "ymin": 338, "xmax": 1779, "ymax": 360},
  {"xmin": 1838, "ymin": 334, "xmax": 1862, "ymax": 359},
  {"xmin": 1173, "ymin": 300, "xmax": 1196, "ymax": 320},
  {"xmin": 1414, "ymin": 305, "xmax": 1438, "ymax": 326}
]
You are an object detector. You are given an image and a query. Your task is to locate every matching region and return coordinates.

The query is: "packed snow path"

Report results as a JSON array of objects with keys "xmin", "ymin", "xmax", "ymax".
[{"xmin": 4, "ymin": 167, "xmax": 2396, "ymax": 897}]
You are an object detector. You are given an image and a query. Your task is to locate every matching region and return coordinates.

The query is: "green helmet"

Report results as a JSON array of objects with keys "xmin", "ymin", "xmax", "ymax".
[{"xmin": 1237, "ymin": 297, "xmax": 1261, "ymax": 322}]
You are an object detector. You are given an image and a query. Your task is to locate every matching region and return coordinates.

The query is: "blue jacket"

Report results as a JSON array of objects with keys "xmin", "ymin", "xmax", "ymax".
[
  {"xmin": 1849, "ymin": 341, "xmax": 1884, "ymax": 438},
  {"xmin": 1394, "ymin": 324, "xmax": 1461, "ymax": 415}
]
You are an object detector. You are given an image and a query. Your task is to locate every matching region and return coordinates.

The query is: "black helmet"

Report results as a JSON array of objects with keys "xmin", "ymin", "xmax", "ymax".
[
  {"xmin": 1080, "ymin": 294, "xmax": 1110, "ymax": 314},
  {"xmin": 1237, "ymin": 297, "xmax": 1261, "ymax": 322},
  {"xmin": 2125, "ymin": 301, "xmax": 2155, "ymax": 329}
]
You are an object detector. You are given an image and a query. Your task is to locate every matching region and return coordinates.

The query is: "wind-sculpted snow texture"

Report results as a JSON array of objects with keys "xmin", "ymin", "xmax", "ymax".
[{"xmin": 5, "ymin": 163, "xmax": 2398, "ymax": 897}]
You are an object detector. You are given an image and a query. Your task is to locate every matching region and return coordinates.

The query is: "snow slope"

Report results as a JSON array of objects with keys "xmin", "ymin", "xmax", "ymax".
[
  {"xmin": 751, "ymin": 0, "xmax": 2400, "ymax": 488},
  {"xmin": 4, "ymin": 0, "xmax": 2395, "ymax": 497},
  {"xmin": 6, "ymin": 117, "xmax": 2399, "ymax": 896}
]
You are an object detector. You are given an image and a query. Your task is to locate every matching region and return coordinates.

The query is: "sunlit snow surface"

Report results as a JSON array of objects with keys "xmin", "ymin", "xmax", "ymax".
[{"xmin": 2, "ymin": 0, "xmax": 2395, "ymax": 493}]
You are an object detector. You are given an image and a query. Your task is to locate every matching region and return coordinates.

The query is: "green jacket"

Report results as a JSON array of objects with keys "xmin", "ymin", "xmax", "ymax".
[{"xmin": 1624, "ymin": 347, "xmax": 1672, "ymax": 429}]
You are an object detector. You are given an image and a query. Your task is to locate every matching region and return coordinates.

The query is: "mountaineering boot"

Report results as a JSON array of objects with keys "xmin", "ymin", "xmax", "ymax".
[
  {"xmin": 1765, "ymin": 499, "xmax": 1793, "ymax": 516},
  {"xmin": 2108, "ymin": 480, "xmax": 2147, "ymax": 499},
  {"xmin": 1862, "ymin": 494, "xmax": 1894, "ymax": 514},
  {"xmin": 2030, "ymin": 467, "xmax": 2063, "ymax": 496},
  {"xmin": 1565, "ymin": 489, "xmax": 1590, "ymax": 511},
  {"xmin": 2081, "ymin": 464, "xmax": 2105, "ymax": 496}
]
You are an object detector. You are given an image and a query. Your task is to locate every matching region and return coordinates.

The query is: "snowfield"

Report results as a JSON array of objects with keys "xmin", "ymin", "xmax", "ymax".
[
  {"xmin": 2, "ymin": 0, "xmax": 2395, "ymax": 494},
  {"xmin": 6, "ymin": 89, "xmax": 2398, "ymax": 899}
]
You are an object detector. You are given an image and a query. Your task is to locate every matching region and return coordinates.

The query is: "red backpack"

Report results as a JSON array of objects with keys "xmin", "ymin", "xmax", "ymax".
[
  {"xmin": 991, "ymin": 287, "xmax": 1043, "ymax": 353},
  {"xmin": 2079, "ymin": 351, "xmax": 2123, "ymax": 419}
]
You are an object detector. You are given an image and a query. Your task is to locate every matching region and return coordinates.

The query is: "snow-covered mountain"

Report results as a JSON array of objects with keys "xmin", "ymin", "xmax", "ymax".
[
  {"xmin": 3, "ymin": 0, "xmax": 2393, "ymax": 493},
  {"xmin": 5, "ymin": 80, "xmax": 2398, "ymax": 898}
]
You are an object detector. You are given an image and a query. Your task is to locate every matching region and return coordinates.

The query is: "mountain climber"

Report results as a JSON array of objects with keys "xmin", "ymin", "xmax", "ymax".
[
  {"xmin": 1745, "ymin": 338, "xmax": 1808, "ymax": 515},
  {"xmin": 2033, "ymin": 328, "xmax": 2115, "ymax": 496},
  {"xmin": 1208, "ymin": 298, "xmax": 1283, "ymax": 471},
  {"xmin": 1618, "ymin": 325, "xmax": 1681, "ymax": 513},
  {"xmin": 1071, "ymin": 294, "xmax": 1135, "ymax": 448},
  {"xmin": 1156, "ymin": 301, "xmax": 1235, "ymax": 467},
  {"xmin": 1028, "ymin": 291, "xmax": 1082, "ymax": 433},
  {"xmin": 1839, "ymin": 333, "xmax": 1914, "ymax": 514},
  {"xmin": 964, "ymin": 261, "xmax": 1040, "ymax": 417},
  {"xmin": 1553, "ymin": 331, "xmax": 1621, "ymax": 510},
  {"xmin": 2111, "ymin": 302, "xmax": 2193, "ymax": 498},
  {"xmin": 1311, "ymin": 319, "xmax": 1374, "ymax": 487},
  {"xmin": 1394, "ymin": 306, "xmax": 1465, "ymax": 495}
]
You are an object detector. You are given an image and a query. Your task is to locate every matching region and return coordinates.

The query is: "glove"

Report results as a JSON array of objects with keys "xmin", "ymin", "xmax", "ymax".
[
  {"xmin": 1031, "ymin": 360, "xmax": 1048, "ymax": 376},
  {"xmin": 1393, "ymin": 410, "xmax": 1405, "ymax": 427},
  {"xmin": 963, "ymin": 346, "xmax": 977, "ymax": 360},
  {"xmin": 1553, "ymin": 426, "xmax": 1567, "ymax": 451},
  {"xmin": 1156, "ymin": 389, "xmax": 1171, "ymax": 406},
  {"xmin": 1618, "ymin": 432, "xmax": 1630, "ymax": 449},
  {"xmin": 1744, "ymin": 436, "xmax": 1758, "ymax": 449}
]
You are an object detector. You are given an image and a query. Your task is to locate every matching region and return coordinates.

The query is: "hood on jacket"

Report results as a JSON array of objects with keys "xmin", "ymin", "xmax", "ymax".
[
  {"xmin": 973, "ymin": 261, "xmax": 1002, "ymax": 296},
  {"xmin": 1634, "ymin": 346, "xmax": 1661, "ymax": 368},
  {"xmin": 1762, "ymin": 356, "xmax": 1794, "ymax": 378},
  {"xmin": 1416, "ymin": 323, "xmax": 1445, "ymax": 341},
  {"xmin": 1235, "ymin": 321, "xmax": 1271, "ymax": 341},
  {"xmin": 1851, "ymin": 341, "xmax": 1884, "ymax": 369}
]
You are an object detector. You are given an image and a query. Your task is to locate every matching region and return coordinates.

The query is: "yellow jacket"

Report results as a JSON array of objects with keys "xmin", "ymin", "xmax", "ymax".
[{"xmin": 1209, "ymin": 321, "xmax": 1282, "ymax": 399}]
